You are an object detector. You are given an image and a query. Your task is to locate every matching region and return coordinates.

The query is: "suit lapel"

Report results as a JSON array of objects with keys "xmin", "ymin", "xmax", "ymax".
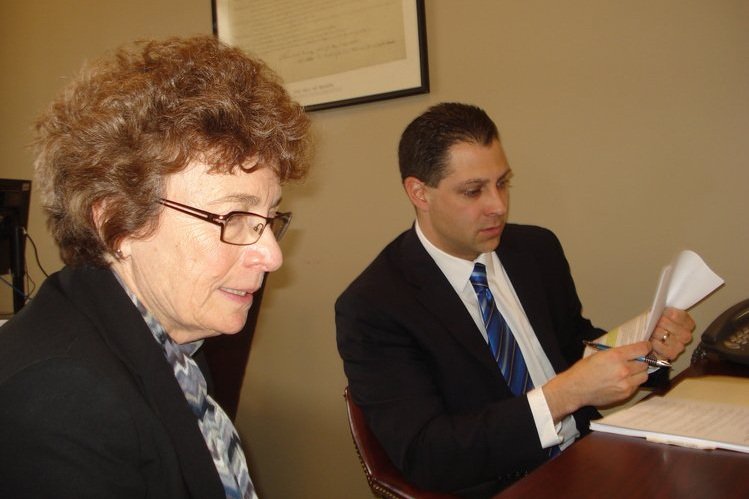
[
  {"xmin": 59, "ymin": 266, "xmax": 225, "ymax": 499},
  {"xmin": 398, "ymin": 230, "xmax": 506, "ymax": 378},
  {"xmin": 397, "ymin": 226, "xmax": 570, "ymax": 377},
  {"xmin": 497, "ymin": 234, "xmax": 568, "ymax": 372}
]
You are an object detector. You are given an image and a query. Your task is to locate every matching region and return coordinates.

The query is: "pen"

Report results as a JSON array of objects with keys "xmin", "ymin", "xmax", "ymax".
[{"xmin": 582, "ymin": 340, "xmax": 671, "ymax": 368}]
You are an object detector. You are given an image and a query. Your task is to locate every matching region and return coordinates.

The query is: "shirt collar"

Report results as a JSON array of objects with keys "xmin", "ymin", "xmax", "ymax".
[{"xmin": 414, "ymin": 220, "xmax": 492, "ymax": 294}]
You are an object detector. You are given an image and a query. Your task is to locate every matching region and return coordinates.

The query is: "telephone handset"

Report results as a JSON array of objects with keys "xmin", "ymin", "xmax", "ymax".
[{"xmin": 697, "ymin": 298, "xmax": 749, "ymax": 366}]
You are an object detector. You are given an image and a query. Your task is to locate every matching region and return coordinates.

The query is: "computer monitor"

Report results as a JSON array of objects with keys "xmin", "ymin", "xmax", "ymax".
[{"xmin": 0, "ymin": 178, "xmax": 32, "ymax": 312}]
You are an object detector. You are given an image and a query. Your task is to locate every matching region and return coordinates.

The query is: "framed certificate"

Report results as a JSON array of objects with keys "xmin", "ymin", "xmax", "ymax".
[{"xmin": 213, "ymin": 0, "xmax": 429, "ymax": 111}]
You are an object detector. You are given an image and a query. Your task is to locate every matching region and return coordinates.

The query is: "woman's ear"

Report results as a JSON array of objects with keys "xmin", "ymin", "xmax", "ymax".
[
  {"xmin": 92, "ymin": 199, "xmax": 130, "ymax": 259},
  {"xmin": 91, "ymin": 200, "xmax": 106, "ymax": 232}
]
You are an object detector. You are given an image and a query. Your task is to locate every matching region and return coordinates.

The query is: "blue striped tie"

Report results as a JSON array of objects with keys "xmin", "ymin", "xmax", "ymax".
[
  {"xmin": 470, "ymin": 263, "xmax": 560, "ymax": 458},
  {"xmin": 470, "ymin": 262, "xmax": 532, "ymax": 395}
]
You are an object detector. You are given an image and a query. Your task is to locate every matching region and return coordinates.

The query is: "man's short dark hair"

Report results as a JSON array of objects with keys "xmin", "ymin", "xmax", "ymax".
[{"xmin": 398, "ymin": 102, "xmax": 499, "ymax": 186}]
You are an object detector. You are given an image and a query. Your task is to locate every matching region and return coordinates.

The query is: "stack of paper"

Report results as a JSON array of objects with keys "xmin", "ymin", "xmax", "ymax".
[{"xmin": 590, "ymin": 375, "xmax": 749, "ymax": 453}]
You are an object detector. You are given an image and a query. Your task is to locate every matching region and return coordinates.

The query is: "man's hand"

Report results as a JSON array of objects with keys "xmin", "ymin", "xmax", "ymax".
[
  {"xmin": 542, "ymin": 341, "xmax": 651, "ymax": 424},
  {"xmin": 649, "ymin": 307, "xmax": 696, "ymax": 360}
]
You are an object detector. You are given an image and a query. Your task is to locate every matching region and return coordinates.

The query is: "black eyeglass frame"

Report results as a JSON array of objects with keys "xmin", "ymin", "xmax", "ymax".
[{"xmin": 157, "ymin": 198, "xmax": 292, "ymax": 246}]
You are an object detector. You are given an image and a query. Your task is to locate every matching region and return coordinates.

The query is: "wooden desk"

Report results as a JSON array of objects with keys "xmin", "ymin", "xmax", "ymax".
[{"xmin": 494, "ymin": 354, "xmax": 749, "ymax": 499}]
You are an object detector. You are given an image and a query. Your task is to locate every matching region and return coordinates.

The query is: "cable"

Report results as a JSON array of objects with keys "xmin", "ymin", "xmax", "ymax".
[
  {"xmin": 24, "ymin": 260, "xmax": 37, "ymax": 297},
  {"xmin": 1, "ymin": 229, "xmax": 48, "ymax": 313},
  {"xmin": 25, "ymin": 231, "xmax": 49, "ymax": 278},
  {"xmin": 0, "ymin": 274, "xmax": 32, "ymax": 308}
]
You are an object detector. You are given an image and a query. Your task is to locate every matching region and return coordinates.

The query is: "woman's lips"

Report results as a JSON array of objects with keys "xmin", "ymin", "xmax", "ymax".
[{"xmin": 220, "ymin": 286, "xmax": 255, "ymax": 303}]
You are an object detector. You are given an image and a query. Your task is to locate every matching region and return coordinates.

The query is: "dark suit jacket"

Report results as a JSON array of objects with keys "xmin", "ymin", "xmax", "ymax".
[
  {"xmin": 336, "ymin": 224, "xmax": 604, "ymax": 497},
  {"xmin": 0, "ymin": 266, "xmax": 226, "ymax": 499}
]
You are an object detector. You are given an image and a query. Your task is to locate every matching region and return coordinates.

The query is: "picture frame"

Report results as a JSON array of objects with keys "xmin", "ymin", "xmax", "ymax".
[{"xmin": 212, "ymin": 0, "xmax": 429, "ymax": 111}]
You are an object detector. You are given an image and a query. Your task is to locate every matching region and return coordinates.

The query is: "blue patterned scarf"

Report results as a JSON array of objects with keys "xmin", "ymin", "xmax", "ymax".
[{"xmin": 114, "ymin": 271, "xmax": 257, "ymax": 498}]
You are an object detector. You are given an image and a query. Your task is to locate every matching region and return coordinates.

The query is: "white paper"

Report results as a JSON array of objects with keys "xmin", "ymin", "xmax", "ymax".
[
  {"xmin": 643, "ymin": 249, "xmax": 725, "ymax": 341},
  {"xmin": 590, "ymin": 376, "xmax": 749, "ymax": 453},
  {"xmin": 587, "ymin": 250, "xmax": 724, "ymax": 351}
]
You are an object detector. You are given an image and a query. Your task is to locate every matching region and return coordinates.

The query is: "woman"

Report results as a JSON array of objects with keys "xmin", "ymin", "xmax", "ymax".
[{"xmin": 0, "ymin": 36, "xmax": 310, "ymax": 499}]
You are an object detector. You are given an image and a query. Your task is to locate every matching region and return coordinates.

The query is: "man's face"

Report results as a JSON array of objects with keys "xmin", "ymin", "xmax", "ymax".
[{"xmin": 415, "ymin": 139, "xmax": 512, "ymax": 261}]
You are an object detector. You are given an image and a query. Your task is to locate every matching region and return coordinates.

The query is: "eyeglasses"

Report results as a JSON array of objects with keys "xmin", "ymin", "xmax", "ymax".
[{"xmin": 158, "ymin": 198, "xmax": 292, "ymax": 246}]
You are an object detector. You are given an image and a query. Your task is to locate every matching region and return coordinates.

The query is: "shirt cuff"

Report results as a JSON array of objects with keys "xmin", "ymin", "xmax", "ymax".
[{"xmin": 527, "ymin": 386, "xmax": 563, "ymax": 449}]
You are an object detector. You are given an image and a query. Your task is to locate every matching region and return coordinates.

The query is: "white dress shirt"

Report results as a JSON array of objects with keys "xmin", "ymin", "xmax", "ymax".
[{"xmin": 415, "ymin": 221, "xmax": 579, "ymax": 451}]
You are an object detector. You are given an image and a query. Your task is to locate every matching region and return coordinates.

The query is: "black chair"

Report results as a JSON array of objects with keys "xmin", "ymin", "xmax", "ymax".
[{"xmin": 343, "ymin": 387, "xmax": 456, "ymax": 499}]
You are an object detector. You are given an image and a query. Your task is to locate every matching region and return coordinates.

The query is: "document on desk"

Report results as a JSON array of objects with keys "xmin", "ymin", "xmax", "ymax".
[
  {"xmin": 584, "ymin": 249, "xmax": 724, "ymax": 353},
  {"xmin": 590, "ymin": 375, "xmax": 749, "ymax": 453}
]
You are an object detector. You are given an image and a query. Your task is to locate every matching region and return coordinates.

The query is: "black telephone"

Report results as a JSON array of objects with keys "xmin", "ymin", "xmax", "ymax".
[{"xmin": 697, "ymin": 298, "xmax": 749, "ymax": 366}]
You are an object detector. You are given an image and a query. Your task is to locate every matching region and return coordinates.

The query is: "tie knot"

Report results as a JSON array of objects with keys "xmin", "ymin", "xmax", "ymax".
[{"xmin": 470, "ymin": 262, "xmax": 488, "ymax": 287}]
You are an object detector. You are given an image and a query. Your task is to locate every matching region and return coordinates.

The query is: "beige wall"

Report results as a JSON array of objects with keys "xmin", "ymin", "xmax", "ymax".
[
  {"xmin": 3, "ymin": 1, "xmax": 748, "ymax": 498},
  {"xmin": 0, "ymin": 0, "xmax": 214, "ymax": 308}
]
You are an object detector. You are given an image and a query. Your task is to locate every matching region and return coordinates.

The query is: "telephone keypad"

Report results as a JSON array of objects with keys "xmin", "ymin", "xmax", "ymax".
[{"xmin": 723, "ymin": 325, "xmax": 749, "ymax": 351}]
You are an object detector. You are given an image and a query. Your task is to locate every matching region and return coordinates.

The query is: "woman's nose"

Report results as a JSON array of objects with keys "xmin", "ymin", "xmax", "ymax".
[{"xmin": 243, "ymin": 229, "xmax": 283, "ymax": 272}]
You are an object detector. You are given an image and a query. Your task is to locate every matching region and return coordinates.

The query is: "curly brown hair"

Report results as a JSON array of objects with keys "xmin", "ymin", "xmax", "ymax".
[{"xmin": 34, "ymin": 35, "xmax": 311, "ymax": 268}]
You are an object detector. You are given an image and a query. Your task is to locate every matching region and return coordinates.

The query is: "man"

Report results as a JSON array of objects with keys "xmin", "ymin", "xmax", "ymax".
[{"xmin": 335, "ymin": 103, "xmax": 695, "ymax": 497}]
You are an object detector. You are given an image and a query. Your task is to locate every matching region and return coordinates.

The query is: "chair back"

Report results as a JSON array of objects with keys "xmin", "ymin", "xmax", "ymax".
[{"xmin": 343, "ymin": 387, "xmax": 456, "ymax": 499}]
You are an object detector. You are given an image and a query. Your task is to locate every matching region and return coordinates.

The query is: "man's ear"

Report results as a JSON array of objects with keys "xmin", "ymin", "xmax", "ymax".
[{"xmin": 403, "ymin": 177, "xmax": 429, "ymax": 210}]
